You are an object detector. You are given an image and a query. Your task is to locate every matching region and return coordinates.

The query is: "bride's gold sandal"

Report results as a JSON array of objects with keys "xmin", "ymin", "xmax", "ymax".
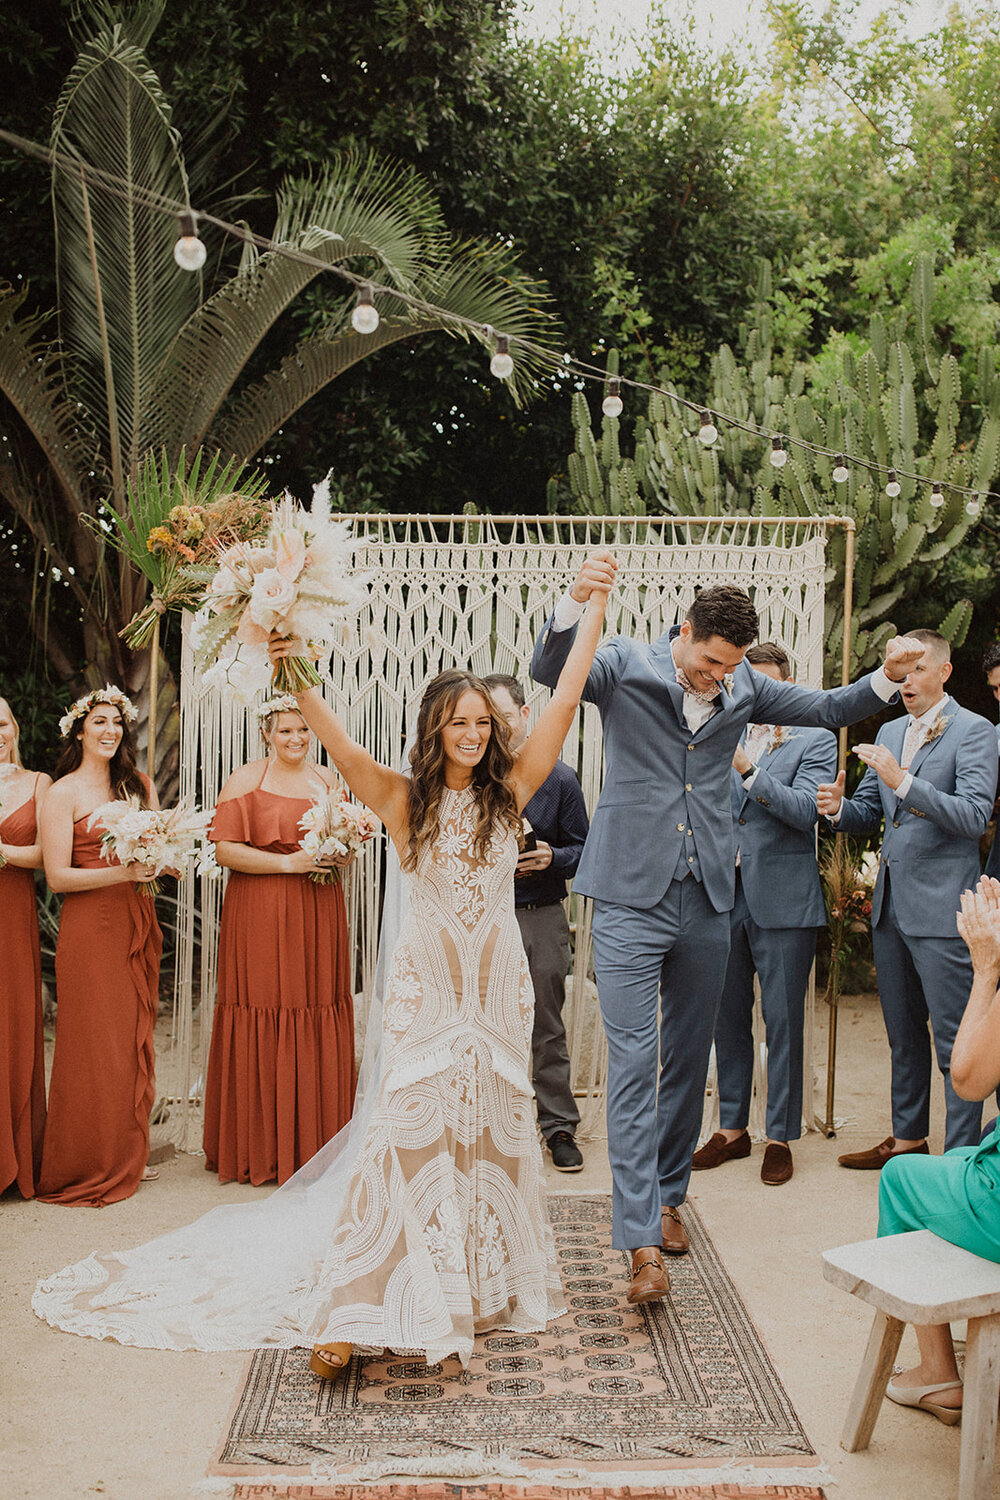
[{"xmin": 309, "ymin": 1342, "xmax": 353, "ymax": 1380}]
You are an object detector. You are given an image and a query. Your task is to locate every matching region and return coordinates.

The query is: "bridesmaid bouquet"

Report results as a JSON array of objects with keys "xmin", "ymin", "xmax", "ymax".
[
  {"xmin": 298, "ymin": 790, "xmax": 378, "ymax": 884},
  {"xmin": 91, "ymin": 797, "xmax": 216, "ymax": 897},
  {"xmin": 190, "ymin": 477, "xmax": 368, "ymax": 698}
]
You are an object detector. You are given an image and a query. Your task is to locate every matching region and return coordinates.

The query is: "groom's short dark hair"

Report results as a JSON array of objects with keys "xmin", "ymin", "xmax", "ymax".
[{"xmin": 686, "ymin": 585, "xmax": 758, "ymax": 648}]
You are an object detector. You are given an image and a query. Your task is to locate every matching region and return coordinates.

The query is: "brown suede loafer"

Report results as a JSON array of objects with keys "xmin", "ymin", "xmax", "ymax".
[
  {"xmin": 691, "ymin": 1129, "xmax": 752, "ymax": 1170},
  {"xmin": 837, "ymin": 1136, "xmax": 929, "ymax": 1170},
  {"xmin": 626, "ymin": 1248, "xmax": 670, "ymax": 1304},
  {"xmin": 760, "ymin": 1142, "xmax": 793, "ymax": 1185},
  {"xmin": 661, "ymin": 1205, "xmax": 690, "ymax": 1255}
]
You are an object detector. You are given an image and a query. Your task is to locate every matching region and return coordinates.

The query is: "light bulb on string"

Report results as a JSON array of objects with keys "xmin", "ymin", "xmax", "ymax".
[
  {"xmin": 698, "ymin": 410, "xmax": 718, "ymax": 446},
  {"xmin": 173, "ymin": 211, "xmax": 206, "ymax": 272},
  {"xmin": 602, "ymin": 378, "xmax": 623, "ymax": 419},
  {"xmin": 885, "ymin": 470, "xmax": 901, "ymax": 498},
  {"xmin": 966, "ymin": 494, "xmax": 982, "ymax": 518},
  {"xmin": 769, "ymin": 436, "xmax": 788, "ymax": 469},
  {"xmin": 930, "ymin": 482, "xmax": 945, "ymax": 509},
  {"xmin": 351, "ymin": 284, "xmax": 380, "ymax": 335},
  {"xmin": 832, "ymin": 454, "xmax": 849, "ymax": 484},
  {"xmin": 490, "ymin": 334, "xmax": 514, "ymax": 380}
]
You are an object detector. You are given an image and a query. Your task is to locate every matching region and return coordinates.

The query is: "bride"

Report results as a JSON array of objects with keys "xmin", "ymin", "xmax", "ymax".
[{"xmin": 33, "ymin": 562, "xmax": 615, "ymax": 1375}]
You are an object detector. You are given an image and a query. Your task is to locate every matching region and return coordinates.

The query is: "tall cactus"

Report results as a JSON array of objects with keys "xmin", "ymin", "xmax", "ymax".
[{"xmin": 565, "ymin": 258, "xmax": 999, "ymax": 681}]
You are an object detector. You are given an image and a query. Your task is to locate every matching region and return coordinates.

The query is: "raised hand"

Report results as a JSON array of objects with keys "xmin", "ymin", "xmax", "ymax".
[
  {"xmin": 957, "ymin": 887, "xmax": 1000, "ymax": 977},
  {"xmin": 569, "ymin": 549, "xmax": 618, "ymax": 604},
  {"xmin": 816, "ymin": 769, "xmax": 846, "ymax": 817},
  {"xmin": 853, "ymin": 741, "xmax": 905, "ymax": 792},
  {"xmin": 883, "ymin": 635, "xmax": 926, "ymax": 683}
]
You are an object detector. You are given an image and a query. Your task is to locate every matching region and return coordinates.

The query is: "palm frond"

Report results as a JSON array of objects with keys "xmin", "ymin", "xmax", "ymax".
[
  {"xmin": 207, "ymin": 242, "xmax": 557, "ymax": 458},
  {"xmin": 141, "ymin": 154, "xmax": 460, "ymax": 457},
  {"xmin": 0, "ymin": 283, "xmax": 98, "ymax": 515},
  {"xmin": 50, "ymin": 18, "xmax": 199, "ymax": 487}
]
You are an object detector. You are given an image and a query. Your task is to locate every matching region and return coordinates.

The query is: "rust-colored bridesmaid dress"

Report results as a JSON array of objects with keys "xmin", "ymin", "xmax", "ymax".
[
  {"xmin": 0, "ymin": 785, "xmax": 46, "ymax": 1197},
  {"xmin": 203, "ymin": 781, "xmax": 356, "ymax": 1186},
  {"xmin": 36, "ymin": 815, "xmax": 163, "ymax": 1207}
]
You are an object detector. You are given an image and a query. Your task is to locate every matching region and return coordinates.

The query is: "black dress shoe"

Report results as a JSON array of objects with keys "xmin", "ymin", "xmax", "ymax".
[{"xmin": 548, "ymin": 1130, "xmax": 583, "ymax": 1172}]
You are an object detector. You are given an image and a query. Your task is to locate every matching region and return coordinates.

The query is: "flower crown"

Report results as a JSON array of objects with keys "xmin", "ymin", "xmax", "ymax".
[
  {"xmin": 59, "ymin": 685, "xmax": 138, "ymax": 738},
  {"xmin": 258, "ymin": 694, "xmax": 302, "ymax": 723}
]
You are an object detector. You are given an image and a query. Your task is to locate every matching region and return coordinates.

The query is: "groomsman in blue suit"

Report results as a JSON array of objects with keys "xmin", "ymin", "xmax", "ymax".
[
  {"xmin": 531, "ymin": 550, "xmax": 922, "ymax": 1306},
  {"xmin": 817, "ymin": 629, "xmax": 998, "ymax": 1167},
  {"xmin": 692, "ymin": 643, "xmax": 837, "ymax": 1187},
  {"xmin": 983, "ymin": 643, "xmax": 1000, "ymax": 882}
]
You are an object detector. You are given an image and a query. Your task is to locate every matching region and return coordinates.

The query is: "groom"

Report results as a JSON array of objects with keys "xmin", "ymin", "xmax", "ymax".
[{"xmin": 531, "ymin": 550, "xmax": 921, "ymax": 1304}]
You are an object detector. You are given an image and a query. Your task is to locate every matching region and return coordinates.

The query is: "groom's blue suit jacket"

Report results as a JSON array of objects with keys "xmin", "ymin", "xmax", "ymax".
[
  {"xmin": 834, "ymin": 698, "xmax": 997, "ymax": 939},
  {"xmin": 531, "ymin": 620, "xmax": 887, "ymax": 913}
]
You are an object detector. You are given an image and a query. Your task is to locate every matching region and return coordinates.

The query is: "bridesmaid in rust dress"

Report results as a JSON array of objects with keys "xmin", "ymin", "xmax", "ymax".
[
  {"xmin": 37, "ymin": 687, "xmax": 164, "ymax": 1207},
  {"xmin": 203, "ymin": 694, "xmax": 356, "ymax": 1186},
  {"xmin": 0, "ymin": 696, "xmax": 52, "ymax": 1198}
]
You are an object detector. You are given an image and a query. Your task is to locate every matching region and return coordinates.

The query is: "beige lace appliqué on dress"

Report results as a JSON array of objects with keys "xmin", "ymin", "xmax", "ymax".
[{"xmin": 299, "ymin": 786, "xmax": 565, "ymax": 1364}]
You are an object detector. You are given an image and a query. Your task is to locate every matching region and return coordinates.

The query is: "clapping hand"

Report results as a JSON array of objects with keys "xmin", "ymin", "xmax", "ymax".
[
  {"xmin": 883, "ymin": 635, "xmax": 926, "ymax": 683},
  {"xmin": 957, "ymin": 884, "xmax": 1000, "ymax": 977},
  {"xmin": 853, "ymin": 742, "xmax": 905, "ymax": 792},
  {"xmin": 816, "ymin": 769, "xmax": 846, "ymax": 817},
  {"xmin": 569, "ymin": 549, "xmax": 618, "ymax": 605}
]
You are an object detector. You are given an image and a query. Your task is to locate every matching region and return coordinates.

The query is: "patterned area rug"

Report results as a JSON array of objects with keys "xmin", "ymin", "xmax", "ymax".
[
  {"xmin": 214, "ymin": 1196, "xmax": 817, "ymax": 1484},
  {"xmin": 230, "ymin": 1487, "xmax": 825, "ymax": 1499}
]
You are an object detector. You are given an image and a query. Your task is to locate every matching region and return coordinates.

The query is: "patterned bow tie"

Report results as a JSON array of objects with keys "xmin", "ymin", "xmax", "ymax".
[{"xmin": 675, "ymin": 666, "xmax": 723, "ymax": 706}]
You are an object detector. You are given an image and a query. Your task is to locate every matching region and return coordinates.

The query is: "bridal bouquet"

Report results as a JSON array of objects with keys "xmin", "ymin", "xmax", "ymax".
[
  {"xmin": 91, "ymin": 797, "xmax": 216, "ymax": 897},
  {"xmin": 298, "ymin": 790, "xmax": 378, "ymax": 884},
  {"xmin": 190, "ymin": 479, "xmax": 368, "ymax": 698}
]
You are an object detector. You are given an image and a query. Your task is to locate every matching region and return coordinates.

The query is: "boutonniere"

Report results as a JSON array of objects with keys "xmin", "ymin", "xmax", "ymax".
[
  {"xmin": 723, "ymin": 673, "xmax": 735, "ymax": 696},
  {"xmin": 768, "ymin": 725, "xmax": 789, "ymax": 752},
  {"xmin": 922, "ymin": 713, "xmax": 952, "ymax": 747}
]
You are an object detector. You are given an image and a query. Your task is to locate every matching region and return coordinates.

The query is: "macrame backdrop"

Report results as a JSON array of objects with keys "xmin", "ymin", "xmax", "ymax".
[{"xmin": 167, "ymin": 516, "xmax": 830, "ymax": 1153}]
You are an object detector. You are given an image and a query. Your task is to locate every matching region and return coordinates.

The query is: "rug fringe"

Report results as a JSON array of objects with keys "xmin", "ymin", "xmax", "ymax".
[{"xmin": 193, "ymin": 1458, "xmax": 834, "ymax": 1493}]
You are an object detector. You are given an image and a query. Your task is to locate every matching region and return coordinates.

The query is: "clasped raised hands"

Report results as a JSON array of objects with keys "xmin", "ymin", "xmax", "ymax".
[
  {"xmin": 569, "ymin": 549, "xmax": 618, "ymax": 605},
  {"xmin": 957, "ymin": 877, "xmax": 1000, "ymax": 976}
]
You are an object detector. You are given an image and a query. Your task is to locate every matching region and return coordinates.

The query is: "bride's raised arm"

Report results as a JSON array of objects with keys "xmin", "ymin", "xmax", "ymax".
[
  {"xmin": 269, "ymin": 638, "xmax": 409, "ymax": 835},
  {"xmin": 511, "ymin": 566, "xmax": 614, "ymax": 812}
]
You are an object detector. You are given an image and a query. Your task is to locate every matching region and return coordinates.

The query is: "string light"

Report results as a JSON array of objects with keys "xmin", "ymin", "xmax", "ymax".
[
  {"xmin": 2, "ymin": 125, "xmax": 996, "ymax": 513},
  {"xmin": 173, "ymin": 211, "xmax": 206, "ymax": 272},
  {"xmin": 602, "ymin": 378, "xmax": 623, "ymax": 419},
  {"xmin": 350, "ymin": 284, "xmax": 380, "ymax": 335},
  {"xmin": 769, "ymin": 437, "xmax": 788, "ymax": 469},
  {"xmin": 489, "ymin": 334, "xmax": 514, "ymax": 380},
  {"xmin": 832, "ymin": 455, "xmax": 849, "ymax": 484},
  {"xmin": 698, "ymin": 410, "xmax": 719, "ymax": 447}
]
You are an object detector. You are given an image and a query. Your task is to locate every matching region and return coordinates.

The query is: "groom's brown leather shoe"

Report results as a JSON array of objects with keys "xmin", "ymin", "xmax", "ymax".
[
  {"xmin": 661, "ymin": 1205, "xmax": 690, "ymax": 1255},
  {"xmin": 837, "ymin": 1136, "xmax": 929, "ymax": 1170},
  {"xmin": 626, "ymin": 1248, "xmax": 670, "ymax": 1304},
  {"xmin": 691, "ymin": 1129, "xmax": 751, "ymax": 1170}
]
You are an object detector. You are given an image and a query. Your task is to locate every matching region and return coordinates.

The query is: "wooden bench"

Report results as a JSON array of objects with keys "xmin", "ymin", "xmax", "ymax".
[{"xmin": 823, "ymin": 1231, "xmax": 1000, "ymax": 1500}]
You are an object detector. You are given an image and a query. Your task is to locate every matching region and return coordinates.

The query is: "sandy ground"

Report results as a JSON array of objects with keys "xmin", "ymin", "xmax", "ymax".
[{"xmin": 2, "ymin": 992, "xmax": 993, "ymax": 1500}]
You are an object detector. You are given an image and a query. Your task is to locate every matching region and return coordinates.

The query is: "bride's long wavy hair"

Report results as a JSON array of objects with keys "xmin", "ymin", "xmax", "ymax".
[{"xmin": 404, "ymin": 670, "xmax": 522, "ymax": 871}]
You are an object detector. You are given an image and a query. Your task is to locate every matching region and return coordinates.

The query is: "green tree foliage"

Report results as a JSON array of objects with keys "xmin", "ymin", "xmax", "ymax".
[{"xmin": 0, "ymin": 0, "xmax": 555, "ymax": 751}]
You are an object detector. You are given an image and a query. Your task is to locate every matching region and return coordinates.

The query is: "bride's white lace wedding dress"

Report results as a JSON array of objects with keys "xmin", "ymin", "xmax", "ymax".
[{"xmin": 33, "ymin": 786, "xmax": 564, "ymax": 1366}]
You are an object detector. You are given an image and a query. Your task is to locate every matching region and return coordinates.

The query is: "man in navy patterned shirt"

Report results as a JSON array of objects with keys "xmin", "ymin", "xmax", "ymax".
[{"xmin": 485, "ymin": 675, "xmax": 591, "ymax": 1171}]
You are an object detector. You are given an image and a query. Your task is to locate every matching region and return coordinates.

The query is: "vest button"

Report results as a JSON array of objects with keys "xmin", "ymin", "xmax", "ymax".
[
  {"xmin": 685, "ymin": 782, "xmax": 693, "ymax": 791},
  {"xmin": 687, "ymin": 743, "xmax": 695, "ymax": 751},
  {"xmin": 676, "ymin": 823, "xmax": 685, "ymax": 832},
  {"xmin": 738, "ymin": 817, "xmax": 747, "ymax": 825}
]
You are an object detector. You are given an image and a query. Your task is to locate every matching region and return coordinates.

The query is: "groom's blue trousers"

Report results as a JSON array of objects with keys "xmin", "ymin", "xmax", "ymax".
[{"xmin": 592, "ymin": 875, "xmax": 731, "ymax": 1250}]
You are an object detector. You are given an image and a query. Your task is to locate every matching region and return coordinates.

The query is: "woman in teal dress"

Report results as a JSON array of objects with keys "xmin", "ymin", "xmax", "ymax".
[{"xmin": 878, "ymin": 875, "xmax": 1000, "ymax": 1424}]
